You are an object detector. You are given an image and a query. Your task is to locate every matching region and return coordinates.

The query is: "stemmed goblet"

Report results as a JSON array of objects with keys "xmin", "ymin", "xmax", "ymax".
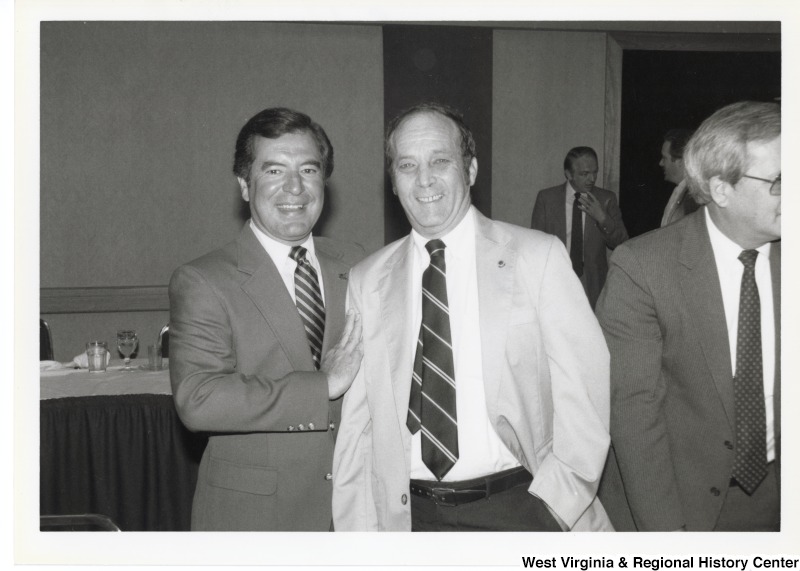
[{"xmin": 116, "ymin": 330, "xmax": 138, "ymax": 371}]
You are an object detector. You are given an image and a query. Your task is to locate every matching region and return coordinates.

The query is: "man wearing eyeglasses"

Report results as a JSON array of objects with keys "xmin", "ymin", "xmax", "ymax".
[{"xmin": 597, "ymin": 100, "xmax": 781, "ymax": 531}]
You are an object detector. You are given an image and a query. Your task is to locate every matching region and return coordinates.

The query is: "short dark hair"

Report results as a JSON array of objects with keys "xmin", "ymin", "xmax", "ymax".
[
  {"xmin": 663, "ymin": 129, "xmax": 694, "ymax": 160},
  {"xmin": 233, "ymin": 107, "xmax": 334, "ymax": 182},
  {"xmin": 563, "ymin": 147, "xmax": 598, "ymax": 172},
  {"xmin": 385, "ymin": 102, "xmax": 476, "ymax": 179}
]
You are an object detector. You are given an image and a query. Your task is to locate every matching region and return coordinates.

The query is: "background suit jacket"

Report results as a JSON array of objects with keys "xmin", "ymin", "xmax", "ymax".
[
  {"xmin": 531, "ymin": 184, "xmax": 628, "ymax": 309},
  {"xmin": 332, "ymin": 209, "xmax": 613, "ymax": 531},
  {"xmin": 595, "ymin": 209, "xmax": 781, "ymax": 531},
  {"xmin": 169, "ymin": 224, "xmax": 362, "ymax": 530}
]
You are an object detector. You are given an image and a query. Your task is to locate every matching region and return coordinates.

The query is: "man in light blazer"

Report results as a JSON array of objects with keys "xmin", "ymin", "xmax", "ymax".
[
  {"xmin": 596, "ymin": 101, "xmax": 781, "ymax": 531},
  {"xmin": 333, "ymin": 103, "xmax": 612, "ymax": 531},
  {"xmin": 169, "ymin": 108, "xmax": 363, "ymax": 531},
  {"xmin": 531, "ymin": 147, "xmax": 628, "ymax": 309}
]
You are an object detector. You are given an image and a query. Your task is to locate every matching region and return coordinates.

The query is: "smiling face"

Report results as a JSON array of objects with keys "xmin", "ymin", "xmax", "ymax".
[
  {"xmin": 237, "ymin": 131, "xmax": 325, "ymax": 246},
  {"xmin": 388, "ymin": 112, "xmax": 477, "ymax": 239},
  {"xmin": 565, "ymin": 154, "xmax": 598, "ymax": 194}
]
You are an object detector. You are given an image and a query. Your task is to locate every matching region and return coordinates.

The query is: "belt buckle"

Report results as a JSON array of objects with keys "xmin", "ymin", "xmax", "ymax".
[{"xmin": 431, "ymin": 487, "xmax": 458, "ymax": 507}]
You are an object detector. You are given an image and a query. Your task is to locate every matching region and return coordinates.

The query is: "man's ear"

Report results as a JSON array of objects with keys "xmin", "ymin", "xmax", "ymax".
[
  {"xmin": 237, "ymin": 177, "xmax": 250, "ymax": 202},
  {"xmin": 468, "ymin": 157, "xmax": 478, "ymax": 186},
  {"xmin": 708, "ymin": 175, "xmax": 731, "ymax": 207}
]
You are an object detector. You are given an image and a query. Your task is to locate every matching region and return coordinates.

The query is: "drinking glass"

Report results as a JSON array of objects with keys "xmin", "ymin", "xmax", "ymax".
[{"xmin": 117, "ymin": 330, "xmax": 138, "ymax": 371}]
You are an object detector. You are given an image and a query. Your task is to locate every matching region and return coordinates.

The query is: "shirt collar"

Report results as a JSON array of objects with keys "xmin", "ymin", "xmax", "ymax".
[
  {"xmin": 249, "ymin": 219, "xmax": 316, "ymax": 264},
  {"xmin": 411, "ymin": 205, "xmax": 476, "ymax": 263}
]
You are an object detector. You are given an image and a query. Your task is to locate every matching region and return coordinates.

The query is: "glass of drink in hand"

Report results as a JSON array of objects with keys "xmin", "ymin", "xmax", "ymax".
[{"xmin": 117, "ymin": 330, "xmax": 138, "ymax": 371}]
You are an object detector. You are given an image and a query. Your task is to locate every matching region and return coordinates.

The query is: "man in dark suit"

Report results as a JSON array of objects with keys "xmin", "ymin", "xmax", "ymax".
[
  {"xmin": 169, "ymin": 107, "xmax": 363, "ymax": 530},
  {"xmin": 597, "ymin": 101, "xmax": 781, "ymax": 531},
  {"xmin": 531, "ymin": 147, "xmax": 628, "ymax": 309}
]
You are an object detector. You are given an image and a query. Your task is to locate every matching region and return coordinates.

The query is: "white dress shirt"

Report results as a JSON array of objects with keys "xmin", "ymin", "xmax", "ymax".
[
  {"xmin": 408, "ymin": 207, "xmax": 520, "ymax": 481},
  {"xmin": 249, "ymin": 220, "xmax": 325, "ymax": 305},
  {"xmin": 564, "ymin": 181, "xmax": 585, "ymax": 253},
  {"xmin": 705, "ymin": 209, "xmax": 775, "ymax": 461}
]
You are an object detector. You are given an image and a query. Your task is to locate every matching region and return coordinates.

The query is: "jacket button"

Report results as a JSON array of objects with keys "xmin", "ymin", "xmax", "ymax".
[
  {"xmin": 308, "ymin": 422, "xmax": 315, "ymax": 430},
  {"xmin": 724, "ymin": 440, "xmax": 733, "ymax": 450},
  {"xmin": 298, "ymin": 424, "xmax": 305, "ymax": 431},
  {"xmin": 288, "ymin": 426, "xmax": 294, "ymax": 431},
  {"xmin": 325, "ymin": 473, "xmax": 333, "ymax": 481},
  {"xmin": 401, "ymin": 494, "xmax": 408, "ymax": 505},
  {"xmin": 710, "ymin": 487, "xmax": 721, "ymax": 496},
  {"xmin": 329, "ymin": 421, "xmax": 336, "ymax": 430}
]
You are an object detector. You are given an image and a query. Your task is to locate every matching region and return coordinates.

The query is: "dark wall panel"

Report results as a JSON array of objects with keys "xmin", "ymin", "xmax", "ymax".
[{"xmin": 383, "ymin": 25, "xmax": 493, "ymax": 244}]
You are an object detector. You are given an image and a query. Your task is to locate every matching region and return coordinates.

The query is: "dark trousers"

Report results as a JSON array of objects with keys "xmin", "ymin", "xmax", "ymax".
[
  {"xmin": 411, "ymin": 481, "xmax": 563, "ymax": 532},
  {"xmin": 715, "ymin": 462, "xmax": 779, "ymax": 531}
]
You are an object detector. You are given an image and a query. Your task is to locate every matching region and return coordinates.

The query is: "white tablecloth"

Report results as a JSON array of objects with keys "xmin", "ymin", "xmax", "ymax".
[{"xmin": 40, "ymin": 358, "xmax": 171, "ymax": 400}]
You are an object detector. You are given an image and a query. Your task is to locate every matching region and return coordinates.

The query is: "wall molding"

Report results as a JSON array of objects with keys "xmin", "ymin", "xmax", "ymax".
[{"xmin": 41, "ymin": 286, "xmax": 169, "ymax": 314}]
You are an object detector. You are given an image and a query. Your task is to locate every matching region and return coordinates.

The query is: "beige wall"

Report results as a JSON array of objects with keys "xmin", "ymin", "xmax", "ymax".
[
  {"xmin": 491, "ymin": 30, "xmax": 610, "ymax": 228},
  {"xmin": 40, "ymin": 22, "xmax": 384, "ymax": 360}
]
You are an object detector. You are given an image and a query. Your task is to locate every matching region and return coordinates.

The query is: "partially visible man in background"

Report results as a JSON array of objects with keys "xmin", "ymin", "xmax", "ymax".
[
  {"xmin": 597, "ymin": 101, "xmax": 780, "ymax": 531},
  {"xmin": 169, "ymin": 107, "xmax": 363, "ymax": 530},
  {"xmin": 531, "ymin": 147, "xmax": 628, "ymax": 309},
  {"xmin": 660, "ymin": 128, "xmax": 700, "ymax": 227}
]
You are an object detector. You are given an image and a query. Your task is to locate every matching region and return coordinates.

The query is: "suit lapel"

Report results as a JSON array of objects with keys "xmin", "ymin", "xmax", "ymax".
[
  {"xmin": 237, "ymin": 225, "xmax": 314, "ymax": 371},
  {"xmin": 378, "ymin": 237, "xmax": 416, "ymax": 430},
  {"xmin": 315, "ymin": 239, "xmax": 351, "ymax": 356},
  {"xmin": 678, "ymin": 211, "xmax": 735, "ymax": 426},
  {"xmin": 770, "ymin": 241, "xmax": 781, "ymax": 472},
  {"xmin": 554, "ymin": 183, "xmax": 568, "ymax": 244},
  {"xmin": 474, "ymin": 212, "xmax": 515, "ymax": 416}
]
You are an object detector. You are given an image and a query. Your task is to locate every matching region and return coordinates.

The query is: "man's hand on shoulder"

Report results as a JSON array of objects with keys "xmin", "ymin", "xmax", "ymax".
[{"xmin": 321, "ymin": 309, "xmax": 364, "ymax": 399}]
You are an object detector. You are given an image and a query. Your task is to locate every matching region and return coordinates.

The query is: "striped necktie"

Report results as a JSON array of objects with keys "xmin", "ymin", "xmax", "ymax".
[
  {"xmin": 406, "ymin": 239, "xmax": 459, "ymax": 480},
  {"xmin": 731, "ymin": 249, "xmax": 767, "ymax": 494},
  {"xmin": 290, "ymin": 246, "xmax": 325, "ymax": 370}
]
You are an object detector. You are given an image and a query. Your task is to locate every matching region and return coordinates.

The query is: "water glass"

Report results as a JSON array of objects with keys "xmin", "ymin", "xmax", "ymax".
[
  {"xmin": 147, "ymin": 344, "xmax": 163, "ymax": 370},
  {"xmin": 86, "ymin": 341, "xmax": 108, "ymax": 373}
]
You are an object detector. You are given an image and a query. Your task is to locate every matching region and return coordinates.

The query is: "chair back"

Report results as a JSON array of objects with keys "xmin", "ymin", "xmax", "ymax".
[
  {"xmin": 158, "ymin": 323, "xmax": 169, "ymax": 358},
  {"xmin": 40, "ymin": 513, "xmax": 121, "ymax": 531},
  {"xmin": 40, "ymin": 319, "xmax": 54, "ymax": 361}
]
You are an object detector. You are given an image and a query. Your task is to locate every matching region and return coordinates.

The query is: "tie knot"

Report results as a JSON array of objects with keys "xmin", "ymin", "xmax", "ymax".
[
  {"xmin": 425, "ymin": 239, "xmax": 446, "ymax": 260},
  {"xmin": 290, "ymin": 246, "xmax": 308, "ymax": 264},
  {"xmin": 738, "ymin": 249, "xmax": 759, "ymax": 270}
]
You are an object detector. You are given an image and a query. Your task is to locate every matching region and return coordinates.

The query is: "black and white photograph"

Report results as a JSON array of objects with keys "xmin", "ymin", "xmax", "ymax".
[{"xmin": 9, "ymin": 0, "xmax": 798, "ymax": 568}]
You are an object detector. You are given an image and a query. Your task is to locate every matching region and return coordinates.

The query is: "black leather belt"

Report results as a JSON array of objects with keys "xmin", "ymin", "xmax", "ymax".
[{"xmin": 409, "ymin": 466, "xmax": 532, "ymax": 507}]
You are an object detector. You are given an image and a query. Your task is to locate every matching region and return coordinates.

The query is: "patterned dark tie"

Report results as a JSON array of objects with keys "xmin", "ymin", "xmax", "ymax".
[
  {"xmin": 570, "ymin": 194, "xmax": 584, "ymax": 276},
  {"xmin": 406, "ymin": 239, "xmax": 459, "ymax": 480},
  {"xmin": 731, "ymin": 249, "xmax": 767, "ymax": 494},
  {"xmin": 290, "ymin": 246, "xmax": 325, "ymax": 370}
]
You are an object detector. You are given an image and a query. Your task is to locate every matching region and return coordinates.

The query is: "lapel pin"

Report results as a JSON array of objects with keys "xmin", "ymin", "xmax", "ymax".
[
  {"xmin": 497, "ymin": 260, "xmax": 505, "ymax": 268},
  {"xmin": 339, "ymin": 273, "xmax": 349, "ymax": 280}
]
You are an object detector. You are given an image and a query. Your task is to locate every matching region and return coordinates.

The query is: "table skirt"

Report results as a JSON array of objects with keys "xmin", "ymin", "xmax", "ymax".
[{"xmin": 40, "ymin": 394, "xmax": 207, "ymax": 531}]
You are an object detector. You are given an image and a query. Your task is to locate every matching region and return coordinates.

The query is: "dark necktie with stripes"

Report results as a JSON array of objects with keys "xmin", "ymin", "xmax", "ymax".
[
  {"xmin": 290, "ymin": 246, "xmax": 325, "ymax": 370},
  {"xmin": 731, "ymin": 249, "xmax": 767, "ymax": 494},
  {"xmin": 406, "ymin": 239, "xmax": 459, "ymax": 480}
]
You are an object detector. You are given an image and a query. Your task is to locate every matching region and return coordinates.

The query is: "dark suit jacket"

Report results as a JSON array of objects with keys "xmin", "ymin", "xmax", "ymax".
[
  {"xmin": 169, "ymin": 224, "xmax": 362, "ymax": 530},
  {"xmin": 531, "ymin": 184, "xmax": 628, "ymax": 308},
  {"xmin": 595, "ymin": 209, "xmax": 781, "ymax": 531}
]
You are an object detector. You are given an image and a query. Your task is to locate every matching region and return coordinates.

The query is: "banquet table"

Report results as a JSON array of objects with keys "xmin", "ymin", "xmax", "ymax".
[{"xmin": 40, "ymin": 359, "xmax": 207, "ymax": 531}]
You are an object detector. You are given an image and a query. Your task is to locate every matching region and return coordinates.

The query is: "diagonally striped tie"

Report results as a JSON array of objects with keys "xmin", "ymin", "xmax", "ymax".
[
  {"xmin": 406, "ymin": 239, "xmax": 458, "ymax": 480},
  {"xmin": 290, "ymin": 246, "xmax": 325, "ymax": 370}
]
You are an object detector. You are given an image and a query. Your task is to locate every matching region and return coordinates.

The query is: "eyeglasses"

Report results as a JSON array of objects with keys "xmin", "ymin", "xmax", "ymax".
[{"xmin": 741, "ymin": 173, "xmax": 781, "ymax": 195}]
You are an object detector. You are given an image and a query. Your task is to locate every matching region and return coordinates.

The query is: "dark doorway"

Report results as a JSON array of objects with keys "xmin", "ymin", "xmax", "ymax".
[
  {"xmin": 383, "ymin": 25, "xmax": 493, "ymax": 244},
  {"xmin": 620, "ymin": 50, "xmax": 781, "ymax": 237}
]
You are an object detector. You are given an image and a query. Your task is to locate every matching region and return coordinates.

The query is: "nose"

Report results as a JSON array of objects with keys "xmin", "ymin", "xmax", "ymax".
[
  {"xmin": 416, "ymin": 164, "xmax": 433, "ymax": 188},
  {"xmin": 659, "ymin": 158, "xmax": 665, "ymax": 167},
  {"xmin": 284, "ymin": 170, "xmax": 303, "ymax": 195}
]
